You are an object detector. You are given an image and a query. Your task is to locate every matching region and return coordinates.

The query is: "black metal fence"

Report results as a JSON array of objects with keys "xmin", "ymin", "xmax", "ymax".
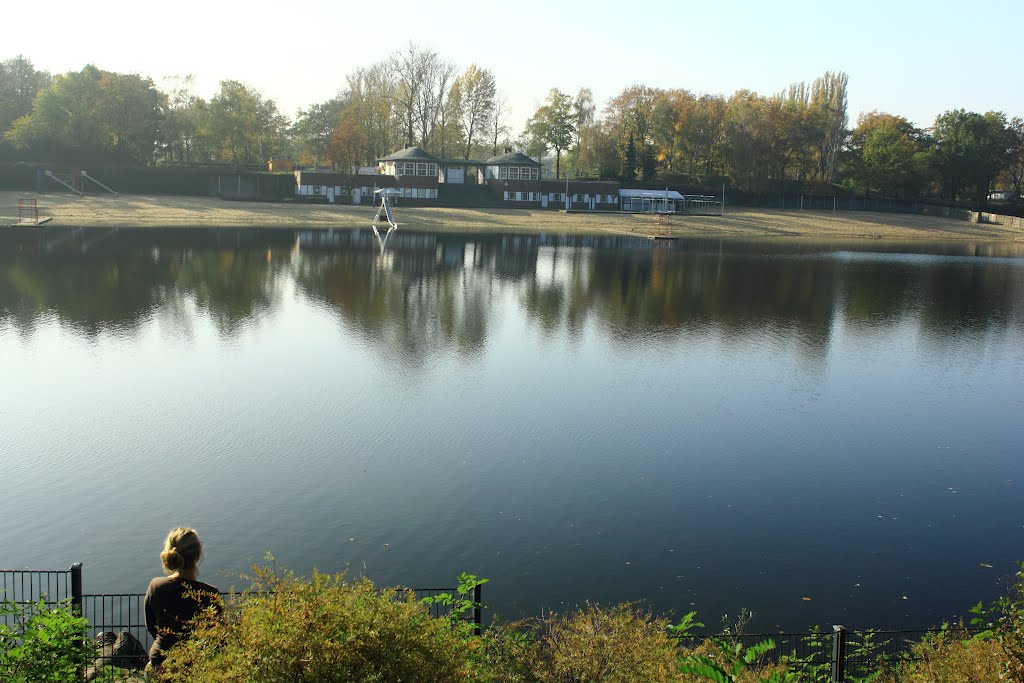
[
  {"xmin": 0, "ymin": 565, "xmax": 79, "ymax": 612},
  {"xmin": 674, "ymin": 624, "xmax": 984, "ymax": 682}
]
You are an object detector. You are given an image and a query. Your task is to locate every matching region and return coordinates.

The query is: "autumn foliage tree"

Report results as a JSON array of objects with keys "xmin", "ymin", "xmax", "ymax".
[{"xmin": 526, "ymin": 88, "xmax": 575, "ymax": 178}]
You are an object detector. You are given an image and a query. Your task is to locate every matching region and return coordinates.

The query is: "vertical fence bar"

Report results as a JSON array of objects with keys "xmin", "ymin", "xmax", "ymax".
[
  {"xmin": 831, "ymin": 624, "xmax": 847, "ymax": 682},
  {"xmin": 473, "ymin": 583, "xmax": 483, "ymax": 636},
  {"xmin": 70, "ymin": 563, "xmax": 84, "ymax": 680},
  {"xmin": 70, "ymin": 563, "xmax": 83, "ymax": 615}
]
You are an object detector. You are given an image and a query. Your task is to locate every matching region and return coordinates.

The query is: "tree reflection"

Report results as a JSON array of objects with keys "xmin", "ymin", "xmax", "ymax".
[
  {"xmin": 2, "ymin": 229, "xmax": 1021, "ymax": 361},
  {"xmin": 294, "ymin": 233, "xmax": 496, "ymax": 361},
  {"xmin": 0, "ymin": 228, "xmax": 290, "ymax": 337}
]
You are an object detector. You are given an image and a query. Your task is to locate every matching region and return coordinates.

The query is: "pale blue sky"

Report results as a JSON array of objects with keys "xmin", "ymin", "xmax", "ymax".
[{"xmin": 6, "ymin": 0, "xmax": 1022, "ymax": 133}]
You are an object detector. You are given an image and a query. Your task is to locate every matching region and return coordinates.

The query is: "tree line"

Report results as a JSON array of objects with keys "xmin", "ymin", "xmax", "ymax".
[{"xmin": 2, "ymin": 49, "xmax": 1022, "ymax": 207}]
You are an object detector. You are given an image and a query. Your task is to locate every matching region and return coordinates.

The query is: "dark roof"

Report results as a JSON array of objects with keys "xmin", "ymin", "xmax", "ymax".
[
  {"xmin": 438, "ymin": 158, "xmax": 486, "ymax": 166},
  {"xmin": 483, "ymin": 151, "xmax": 540, "ymax": 166},
  {"xmin": 379, "ymin": 146, "xmax": 440, "ymax": 162}
]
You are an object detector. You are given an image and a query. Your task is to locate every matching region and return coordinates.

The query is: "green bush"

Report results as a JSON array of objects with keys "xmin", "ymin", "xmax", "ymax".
[
  {"xmin": 156, "ymin": 566, "xmax": 478, "ymax": 683},
  {"xmin": 970, "ymin": 560, "xmax": 1024, "ymax": 682},
  {"xmin": 877, "ymin": 625, "xmax": 1003, "ymax": 683},
  {"xmin": 0, "ymin": 598, "xmax": 92, "ymax": 683},
  {"xmin": 480, "ymin": 603, "xmax": 682, "ymax": 683}
]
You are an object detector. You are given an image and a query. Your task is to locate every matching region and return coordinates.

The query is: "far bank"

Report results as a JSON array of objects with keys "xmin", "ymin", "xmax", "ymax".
[{"xmin": 2, "ymin": 191, "xmax": 1023, "ymax": 242}]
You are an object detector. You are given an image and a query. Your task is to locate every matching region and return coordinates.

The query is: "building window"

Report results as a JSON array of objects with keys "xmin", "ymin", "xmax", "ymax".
[
  {"xmin": 500, "ymin": 166, "xmax": 508, "ymax": 180},
  {"xmin": 428, "ymin": 163, "xmax": 437, "ymax": 176},
  {"xmin": 509, "ymin": 167, "xmax": 520, "ymax": 180},
  {"xmin": 416, "ymin": 162, "xmax": 427, "ymax": 176}
]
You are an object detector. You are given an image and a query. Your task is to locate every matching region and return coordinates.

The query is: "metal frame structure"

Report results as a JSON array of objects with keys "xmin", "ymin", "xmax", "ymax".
[
  {"xmin": 13, "ymin": 198, "xmax": 52, "ymax": 226},
  {"xmin": 371, "ymin": 187, "xmax": 400, "ymax": 253},
  {"xmin": 42, "ymin": 169, "xmax": 119, "ymax": 197}
]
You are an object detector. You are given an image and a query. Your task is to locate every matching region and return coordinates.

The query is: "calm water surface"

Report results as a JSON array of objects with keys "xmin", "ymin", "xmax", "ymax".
[{"xmin": 2, "ymin": 227, "xmax": 1023, "ymax": 631}]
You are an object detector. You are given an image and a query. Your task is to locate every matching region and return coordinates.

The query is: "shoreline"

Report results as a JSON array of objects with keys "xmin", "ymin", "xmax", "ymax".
[{"xmin": 3, "ymin": 190, "xmax": 1023, "ymax": 242}]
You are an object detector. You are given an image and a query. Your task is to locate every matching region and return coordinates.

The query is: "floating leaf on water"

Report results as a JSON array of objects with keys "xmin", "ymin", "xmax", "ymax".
[
  {"xmin": 980, "ymin": 563, "xmax": 993, "ymax": 568},
  {"xmin": 802, "ymin": 597, "xmax": 812, "ymax": 601}
]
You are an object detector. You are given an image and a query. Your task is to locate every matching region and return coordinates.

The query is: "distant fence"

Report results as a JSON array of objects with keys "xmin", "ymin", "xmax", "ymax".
[
  {"xmin": 743, "ymin": 194, "xmax": 1024, "ymax": 230},
  {"xmin": 0, "ymin": 162, "xmax": 296, "ymax": 198},
  {"xmin": 3, "ymin": 565, "xmax": 481, "ymax": 678},
  {"xmin": 750, "ymin": 195, "xmax": 920, "ymax": 213}
]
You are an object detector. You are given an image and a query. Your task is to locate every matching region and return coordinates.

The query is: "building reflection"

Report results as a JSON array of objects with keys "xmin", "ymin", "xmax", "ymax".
[{"xmin": 1, "ymin": 229, "xmax": 1022, "ymax": 365}]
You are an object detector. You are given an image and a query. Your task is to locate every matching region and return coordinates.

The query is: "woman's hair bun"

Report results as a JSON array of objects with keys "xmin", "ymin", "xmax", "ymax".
[
  {"xmin": 160, "ymin": 548, "xmax": 184, "ymax": 571},
  {"xmin": 160, "ymin": 528, "xmax": 202, "ymax": 574}
]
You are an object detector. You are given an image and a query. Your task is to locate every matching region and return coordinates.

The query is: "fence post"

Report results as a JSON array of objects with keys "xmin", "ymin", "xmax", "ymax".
[
  {"xmin": 70, "ymin": 563, "xmax": 83, "ymax": 615},
  {"xmin": 473, "ymin": 583, "xmax": 483, "ymax": 636},
  {"xmin": 831, "ymin": 624, "xmax": 847, "ymax": 682},
  {"xmin": 70, "ymin": 563, "xmax": 84, "ymax": 680}
]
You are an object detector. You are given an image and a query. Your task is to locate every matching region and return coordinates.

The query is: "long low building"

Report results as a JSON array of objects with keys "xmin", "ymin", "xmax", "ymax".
[{"xmin": 293, "ymin": 146, "xmax": 721, "ymax": 213}]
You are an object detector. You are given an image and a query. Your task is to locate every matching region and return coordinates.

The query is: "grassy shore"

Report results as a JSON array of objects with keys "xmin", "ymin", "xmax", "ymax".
[{"xmin": 2, "ymin": 190, "xmax": 1023, "ymax": 241}]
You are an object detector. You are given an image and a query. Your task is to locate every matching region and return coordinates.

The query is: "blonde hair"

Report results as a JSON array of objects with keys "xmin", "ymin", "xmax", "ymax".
[{"xmin": 160, "ymin": 527, "xmax": 203, "ymax": 574}]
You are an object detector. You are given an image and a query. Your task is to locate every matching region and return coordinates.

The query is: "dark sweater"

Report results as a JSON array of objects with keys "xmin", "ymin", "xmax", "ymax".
[{"xmin": 144, "ymin": 576, "xmax": 222, "ymax": 666}]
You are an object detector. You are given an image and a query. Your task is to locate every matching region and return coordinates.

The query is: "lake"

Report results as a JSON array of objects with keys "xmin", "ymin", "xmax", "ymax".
[{"xmin": 2, "ymin": 226, "xmax": 1023, "ymax": 632}]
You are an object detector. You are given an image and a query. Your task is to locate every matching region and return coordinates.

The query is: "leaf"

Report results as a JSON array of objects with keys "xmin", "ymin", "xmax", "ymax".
[
  {"xmin": 678, "ymin": 656, "xmax": 729, "ymax": 683},
  {"xmin": 743, "ymin": 638, "xmax": 776, "ymax": 664}
]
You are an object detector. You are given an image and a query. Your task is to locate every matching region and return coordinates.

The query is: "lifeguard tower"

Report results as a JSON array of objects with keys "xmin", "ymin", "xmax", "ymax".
[{"xmin": 370, "ymin": 188, "xmax": 400, "ymax": 253}]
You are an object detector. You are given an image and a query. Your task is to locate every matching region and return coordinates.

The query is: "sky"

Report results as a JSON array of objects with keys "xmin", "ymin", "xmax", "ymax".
[{"xmin": 5, "ymin": 0, "xmax": 1023, "ymax": 135}]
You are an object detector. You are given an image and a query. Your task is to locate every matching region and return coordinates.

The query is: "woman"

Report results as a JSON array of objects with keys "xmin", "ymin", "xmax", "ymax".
[{"xmin": 144, "ymin": 527, "xmax": 222, "ymax": 672}]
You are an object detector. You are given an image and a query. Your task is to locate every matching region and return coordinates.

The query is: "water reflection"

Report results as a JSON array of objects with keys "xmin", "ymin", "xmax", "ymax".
[
  {"xmin": 3, "ymin": 227, "xmax": 1024, "ymax": 629},
  {"xmin": 2, "ymin": 229, "xmax": 1023, "ymax": 358}
]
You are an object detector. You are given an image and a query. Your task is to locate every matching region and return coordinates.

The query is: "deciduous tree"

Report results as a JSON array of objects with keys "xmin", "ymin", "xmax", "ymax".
[
  {"xmin": 0, "ymin": 56, "xmax": 50, "ymax": 136},
  {"xmin": 933, "ymin": 109, "xmax": 1010, "ymax": 206},
  {"xmin": 526, "ymin": 89, "xmax": 575, "ymax": 178},
  {"xmin": 456, "ymin": 64, "xmax": 496, "ymax": 159}
]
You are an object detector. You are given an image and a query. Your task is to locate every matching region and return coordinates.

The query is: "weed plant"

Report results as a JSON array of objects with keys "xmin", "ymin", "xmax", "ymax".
[{"xmin": 0, "ymin": 598, "xmax": 91, "ymax": 683}]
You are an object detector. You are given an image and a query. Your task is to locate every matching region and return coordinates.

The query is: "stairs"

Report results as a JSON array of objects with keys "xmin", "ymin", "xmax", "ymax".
[{"xmin": 436, "ymin": 184, "xmax": 504, "ymax": 209}]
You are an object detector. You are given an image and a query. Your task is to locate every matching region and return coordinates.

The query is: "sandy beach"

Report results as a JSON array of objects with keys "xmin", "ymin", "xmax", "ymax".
[{"xmin": 2, "ymin": 190, "xmax": 1022, "ymax": 241}]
